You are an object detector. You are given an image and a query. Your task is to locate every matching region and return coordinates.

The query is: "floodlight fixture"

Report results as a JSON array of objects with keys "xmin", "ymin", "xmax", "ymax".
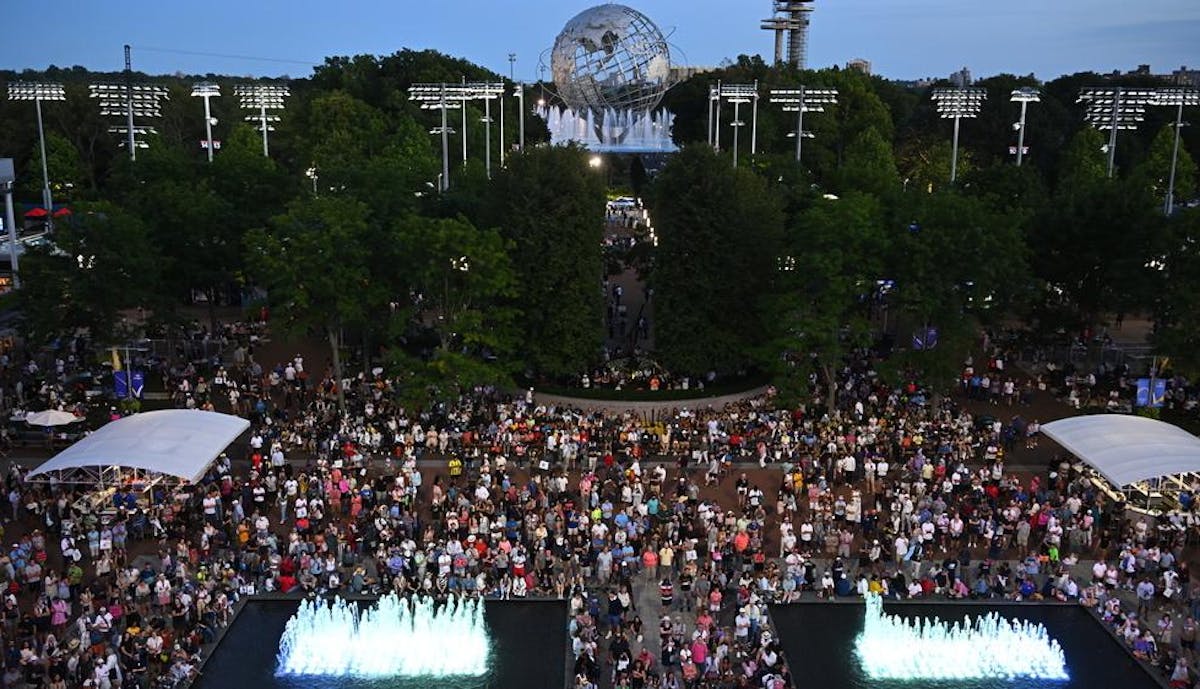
[
  {"xmin": 234, "ymin": 84, "xmax": 289, "ymax": 157},
  {"xmin": 1009, "ymin": 87, "xmax": 1040, "ymax": 167},
  {"xmin": 90, "ymin": 83, "xmax": 169, "ymax": 159},
  {"xmin": 710, "ymin": 83, "xmax": 760, "ymax": 167},
  {"xmin": 931, "ymin": 87, "xmax": 987, "ymax": 183},
  {"xmin": 463, "ymin": 83, "xmax": 505, "ymax": 178},
  {"xmin": 1078, "ymin": 87, "xmax": 1158, "ymax": 178},
  {"xmin": 8, "ymin": 82, "xmax": 67, "ymax": 228},
  {"xmin": 191, "ymin": 82, "xmax": 221, "ymax": 163},
  {"xmin": 770, "ymin": 86, "xmax": 838, "ymax": 165},
  {"xmin": 410, "ymin": 83, "xmax": 480, "ymax": 192}
]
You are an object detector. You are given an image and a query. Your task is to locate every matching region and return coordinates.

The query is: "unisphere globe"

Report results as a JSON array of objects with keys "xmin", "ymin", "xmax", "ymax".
[{"xmin": 550, "ymin": 4, "xmax": 672, "ymax": 119}]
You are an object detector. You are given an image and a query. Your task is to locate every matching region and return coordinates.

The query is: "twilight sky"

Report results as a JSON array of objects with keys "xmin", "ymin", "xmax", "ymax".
[{"xmin": 1, "ymin": 0, "xmax": 1197, "ymax": 81}]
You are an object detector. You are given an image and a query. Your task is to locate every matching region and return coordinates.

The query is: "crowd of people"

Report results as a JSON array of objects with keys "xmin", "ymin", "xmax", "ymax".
[{"xmin": 0, "ymin": 325, "xmax": 1196, "ymax": 688}]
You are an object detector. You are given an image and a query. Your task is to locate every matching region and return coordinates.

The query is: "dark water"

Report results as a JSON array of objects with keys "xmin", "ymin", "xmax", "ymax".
[
  {"xmin": 769, "ymin": 602, "xmax": 1160, "ymax": 689},
  {"xmin": 193, "ymin": 599, "xmax": 567, "ymax": 689}
]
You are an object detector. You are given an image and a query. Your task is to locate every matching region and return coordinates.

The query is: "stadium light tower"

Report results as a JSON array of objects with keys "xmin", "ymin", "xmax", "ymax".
[
  {"xmin": 89, "ymin": 83, "xmax": 169, "ymax": 160},
  {"xmin": 409, "ymin": 83, "xmax": 464, "ymax": 192},
  {"xmin": 931, "ymin": 87, "xmax": 987, "ymax": 183},
  {"xmin": 7, "ymin": 81, "xmax": 66, "ymax": 226},
  {"xmin": 463, "ymin": 83, "xmax": 506, "ymax": 178},
  {"xmin": 1078, "ymin": 87, "xmax": 1157, "ymax": 178},
  {"xmin": 769, "ymin": 86, "xmax": 837, "ymax": 166},
  {"xmin": 234, "ymin": 84, "xmax": 289, "ymax": 157},
  {"xmin": 1156, "ymin": 88, "xmax": 1200, "ymax": 215},
  {"xmin": 1009, "ymin": 87, "xmax": 1040, "ymax": 167},
  {"xmin": 191, "ymin": 82, "xmax": 221, "ymax": 163},
  {"xmin": 713, "ymin": 83, "xmax": 760, "ymax": 167}
]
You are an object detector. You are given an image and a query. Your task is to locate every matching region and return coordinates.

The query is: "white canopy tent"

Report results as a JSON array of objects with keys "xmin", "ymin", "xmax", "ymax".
[
  {"xmin": 25, "ymin": 410, "xmax": 250, "ymax": 485},
  {"xmin": 1041, "ymin": 415, "xmax": 1200, "ymax": 487}
]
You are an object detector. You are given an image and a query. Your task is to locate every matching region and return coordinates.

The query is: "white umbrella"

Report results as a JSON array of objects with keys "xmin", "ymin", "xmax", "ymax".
[{"xmin": 25, "ymin": 410, "xmax": 82, "ymax": 427}]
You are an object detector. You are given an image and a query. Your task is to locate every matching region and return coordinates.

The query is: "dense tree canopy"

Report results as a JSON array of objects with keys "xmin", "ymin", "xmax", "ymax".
[{"xmin": 2, "ymin": 50, "xmax": 1199, "ymax": 400}]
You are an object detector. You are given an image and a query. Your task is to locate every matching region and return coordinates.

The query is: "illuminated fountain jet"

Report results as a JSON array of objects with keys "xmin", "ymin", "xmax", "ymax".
[
  {"xmin": 277, "ymin": 594, "xmax": 490, "ymax": 678},
  {"xmin": 855, "ymin": 592, "xmax": 1069, "ymax": 681}
]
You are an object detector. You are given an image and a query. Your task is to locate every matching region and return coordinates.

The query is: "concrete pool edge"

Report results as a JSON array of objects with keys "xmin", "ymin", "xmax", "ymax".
[{"xmin": 765, "ymin": 599, "xmax": 1169, "ymax": 689}]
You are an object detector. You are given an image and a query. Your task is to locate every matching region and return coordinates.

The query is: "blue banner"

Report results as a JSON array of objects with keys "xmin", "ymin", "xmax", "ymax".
[
  {"xmin": 114, "ymin": 371, "xmax": 145, "ymax": 399},
  {"xmin": 912, "ymin": 326, "xmax": 938, "ymax": 351},
  {"xmin": 1135, "ymin": 378, "xmax": 1166, "ymax": 408}
]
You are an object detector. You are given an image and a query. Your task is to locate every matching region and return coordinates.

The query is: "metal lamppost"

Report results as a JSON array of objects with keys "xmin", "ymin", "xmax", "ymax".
[
  {"xmin": 409, "ymin": 83, "xmax": 463, "ymax": 192},
  {"xmin": 1009, "ymin": 87, "xmax": 1040, "ymax": 167},
  {"xmin": 234, "ymin": 84, "xmax": 289, "ymax": 157},
  {"xmin": 707, "ymin": 83, "xmax": 719, "ymax": 149},
  {"xmin": 713, "ymin": 84, "xmax": 759, "ymax": 167},
  {"xmin": 1155, "ymin": 88, "xmax": 1199, "ymax": 215},
  {"xmin": 89, "ymin": 83, "xmax": 169, "ymax": 160},
  {"xmin": 515, "ymin": 83, "xmax": 526, "ymax": 152},
  {"xmin": 463, "ymin": 83, "xmax": 506, "ymax": 178},
  {"xmin": 0, "ymin": 158, "xmax": 18, "ymax": 289},
  {"xmin": 769, "ymin": 86, "xmax": 838, "ymax": 166},
  {"xmin": 191, "ymin": 82, "xmax": 221, "ymax": 162},
  {"xmin": 931, "ymin": 87, "xmax": 987, "ymax": 183},
  {"xmin": 7, "ymin": 82, "xmax": 65, "ymax": 227},
  {"xmin": 1078, "ymin": 87, "xmax": 1157, "ymax": 178}
]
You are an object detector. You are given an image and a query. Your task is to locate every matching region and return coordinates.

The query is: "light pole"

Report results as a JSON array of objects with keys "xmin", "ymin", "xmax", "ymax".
[
  {"xmin": 0, "ymin": 158, "xmax": 17, "ymax": 289},
  {"xmin": 508, "ymin": 53, "xmax": 516, "ymax": 82},
  {"xmin": 462, "ymin": 83, "xmax": 505, "ymax": 177},
  {"xmin": 707, "ymin": 84, "xmax": 717, "ymax": 148},
  {"xmin": 7, "ymin": 82, "xmax": 65, "ymax": 227},
  {"xmin": 191, "ymin": 82, "xmax": 221, "ymax": 163},
  {"xmin": 931, "ymin": 87, "xmax": 987, "ymax": 183},
  {"xmin": 1078, "ymin": 87, "xmax": 1157, "ymax": 178},
  {"xmin": 713, "ymin": 83, "xmax": 759, "ymax": 167},
  {"xmin": 90, "ymin": 83, "xmax": 169, "ymax": 160},
  {"xmin": 515, "ymin": 83, "xmax": 526, "ymax": 152},
  {"xmin": 1156, "ymin": 88, "xmax": 1199, "ymax": 215},
  {"xmin": 1010, "ymin": 87, "xmax": 1040, "ymax": 167},
  {"xmin": 411, "ymin": 83, "xmax": 468, "ymax": 191},
  {"xmin": 234, "ymin": 84, "xmax": 289, "ymax": 157},
  {"xmin": 769, "ymin": 86, "xmax": 838, "ymax": 166}
]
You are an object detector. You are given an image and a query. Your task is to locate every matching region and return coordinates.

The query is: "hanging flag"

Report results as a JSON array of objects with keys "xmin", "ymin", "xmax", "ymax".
[{"xmin": 111, "ymin": 347, "xmax": 122, "ymax": 372}]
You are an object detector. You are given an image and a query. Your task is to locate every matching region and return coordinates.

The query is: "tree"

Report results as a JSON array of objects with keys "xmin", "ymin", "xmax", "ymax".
[
  {"xmin": 652, "ymin": 145, "xmax": 784, "ymax": 375},
  {"xmin": 489, "ymin": 145, "xmax": 606, "ymax": 377},
  {"xmin": 388, "ymin": 215, "xmax": 518, "ymax": 400},
  {"xmin": 770, "ymin": 192, "xmax": 888, "ymax": 408},
  {"xmin": 18, "ymin": 131, "xmax": 85, "ymax": 203},
  {"xmin": 1153, "ymin": 209, "xmax": 1200, "ymax": 376},
  {"xmin": 246, "ymin": 196, "xmax": 375, "ymax": 410},
  {"xmin": 15, "ymin": 201, "xmax": 161, "ymax": 343},
  {"xmin": 1134, "ymin": 124, "xmax": 1198, "ymax": 210},
  {"xmin": 833, "ymin": 126, "xmax": 900, "ymax": 197},
  {"xmin": 887, "ymin": 190, "xmax": 1029, "ymax": 388}
]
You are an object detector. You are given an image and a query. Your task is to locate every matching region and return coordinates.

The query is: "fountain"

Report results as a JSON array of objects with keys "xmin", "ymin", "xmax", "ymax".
[
  {"xmin": 854, "ymin": 593, "xmax": 1069, "ymax": 681},
  {"xmin": 276, "ymin": 594, "xmax": 490, "ymax": 678},
  {"xmin": 538, "ymin": 105, "xmax": 678, "ymax": 152}
]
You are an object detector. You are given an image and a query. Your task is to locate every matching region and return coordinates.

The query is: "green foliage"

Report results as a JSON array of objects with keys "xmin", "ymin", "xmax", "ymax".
[
  {"xmin": 770, "ymin": 192, "xmax": 888, "ymax": 402},
  {"xmin": 489, "ymin": 145, "xmax": 606, "ymax": 377},
  {"xmin": 388, "ymin": 214, "xmax": 518, "ymax": 395},
  {"xmin": 16, "ymin": 201, "xmax": 161, "ymax": 343},
  {"xmin": 1153, "ymin": 209, "xmax": 1200, "ymax": 377},
  {"xmin": 651, "ymin": 145, "xmax": 784, "ymax": 374}
]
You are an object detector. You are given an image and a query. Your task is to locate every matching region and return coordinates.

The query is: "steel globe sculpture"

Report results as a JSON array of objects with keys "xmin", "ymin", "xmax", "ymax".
[{"xmin": 549, "ymin": 3, "xmax": 674, "ymax": 147}]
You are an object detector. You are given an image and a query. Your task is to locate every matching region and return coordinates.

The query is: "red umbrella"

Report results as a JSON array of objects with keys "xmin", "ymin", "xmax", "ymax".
[
  {"xmin": 52, "ymin": 207, "xmax": 71, "ymax": 218},
  {"xmin": 24, "ymin": 207, "xmax": 48, "ymax": 218}
]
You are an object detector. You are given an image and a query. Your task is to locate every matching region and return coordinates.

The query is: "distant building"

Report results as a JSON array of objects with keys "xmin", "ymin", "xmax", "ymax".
[
  {"xmin": 1170, "ymin": 65, "xmax": 1200, "ymax": 87},
  {"xmin": 846, "ymin": 58, "xmax": 872, "ymax": 76},
  {"xmin": 950, "ymin": 66, "xmax": 972, "ymax": 87},
  {"xmin": 1102, "ymin": 64, "xmax": 1199, "ymax": 86},
  {"xmin": 669, "ymin": 65, "xmax": 716, "ymax": 82}
]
